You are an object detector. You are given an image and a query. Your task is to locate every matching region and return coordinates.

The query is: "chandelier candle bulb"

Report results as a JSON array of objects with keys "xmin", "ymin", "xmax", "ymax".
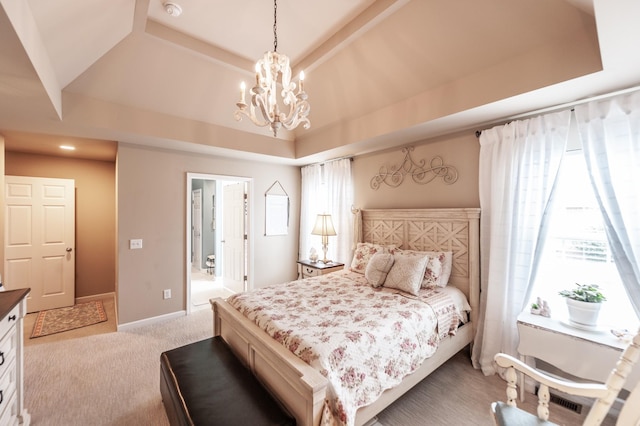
[
  {"xmin": 240, "ymin": 82, "xmax": 246, "ymax": 104},
  {"xmin": 299, "ymin": 71, "xmax": 305, "ymax": 92}
]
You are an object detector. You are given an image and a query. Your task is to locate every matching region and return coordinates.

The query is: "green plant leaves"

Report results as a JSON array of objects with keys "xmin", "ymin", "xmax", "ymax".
[{"xmin": 559, "ymin": 283, "xmax": 606, "ymax": 303}]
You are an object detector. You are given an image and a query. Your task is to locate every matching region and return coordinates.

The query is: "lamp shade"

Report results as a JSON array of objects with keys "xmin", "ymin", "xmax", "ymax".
[{"xmin": 311, "ymin": 214, "xmax": 337, "ymax": 236}]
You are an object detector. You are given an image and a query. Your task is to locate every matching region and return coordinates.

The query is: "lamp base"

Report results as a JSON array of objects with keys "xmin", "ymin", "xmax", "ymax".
[{"xmin": 320, "ymin": 245, "xmax": 331, "ymax": 265}]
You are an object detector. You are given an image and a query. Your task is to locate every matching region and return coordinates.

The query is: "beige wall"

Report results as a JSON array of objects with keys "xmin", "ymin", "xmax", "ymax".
[
  {"xmin": 5, "ymin": 151, "xmax": 116, "ymax": 298},
  {"xmin": 353, "ymin": 132, "xmax": 480, "ymax": 209},
  {"xmin": 116, "ymin": 144, "xmax": 301, "ymax": 325},
  {"xmin": 0, "ymin": 136, "xmax": 4, "ymax": 284}
]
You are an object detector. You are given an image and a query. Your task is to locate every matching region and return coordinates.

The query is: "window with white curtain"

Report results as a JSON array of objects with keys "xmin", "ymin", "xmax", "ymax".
[
  {"xmin": 299, "ymin": 158, "xmax": 353, "ymax": 264},
  {"xmin": 531, "ymin": 149, "xmax": 639, "ymax": 329}
]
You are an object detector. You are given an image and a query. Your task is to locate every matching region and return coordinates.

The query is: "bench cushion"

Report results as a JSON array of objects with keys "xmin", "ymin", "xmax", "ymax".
[{"xmin": 160, "ymin": 336, "xmax": 295, "ymax": 426}]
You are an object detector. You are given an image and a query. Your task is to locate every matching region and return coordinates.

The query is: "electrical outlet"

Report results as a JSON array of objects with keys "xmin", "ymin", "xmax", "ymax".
[
  {"xmin": 163, "ymin": 289, "xmax": 171, "ymax": 299},
  {"xmin": 129, "ymin": 239, "xmax": 143, "ymax": 249}
]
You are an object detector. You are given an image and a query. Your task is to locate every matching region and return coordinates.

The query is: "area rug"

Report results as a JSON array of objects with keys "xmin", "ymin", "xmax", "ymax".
[{"xmin": 30, "ymin": 300, "xmax": 108, "ymax": 338}]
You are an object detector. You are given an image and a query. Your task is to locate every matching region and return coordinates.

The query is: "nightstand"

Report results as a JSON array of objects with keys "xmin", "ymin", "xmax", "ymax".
[{"xmin": 297, "ymin": 259, "xmax": 344, "ymax": 279}]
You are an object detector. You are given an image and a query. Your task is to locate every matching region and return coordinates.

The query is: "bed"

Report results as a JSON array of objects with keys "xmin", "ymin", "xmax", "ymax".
[{"xmin": 212, "ymin": 208, "xmax": 480, "ymax": 426}]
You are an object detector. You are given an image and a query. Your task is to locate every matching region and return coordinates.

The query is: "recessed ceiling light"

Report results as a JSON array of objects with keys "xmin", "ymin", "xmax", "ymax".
[
  {"xmin": 163, "ymin": 2, "xmax": 182, "ymax": 17},
  {"xmin": 60, "ymin": 145, "xmax": 76, "ymax": 151}
]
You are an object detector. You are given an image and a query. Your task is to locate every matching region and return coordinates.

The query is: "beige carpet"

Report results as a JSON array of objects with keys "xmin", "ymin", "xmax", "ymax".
[
  {"xmin": 24, "ymin": 308, "xmax": 213, "ymax": 426},
  {"xmin": 23, "ymin": 306, "xmax": 618, "ymax": 425}
]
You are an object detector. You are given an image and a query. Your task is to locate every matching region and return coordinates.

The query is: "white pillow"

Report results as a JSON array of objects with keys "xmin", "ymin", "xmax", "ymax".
[
  {"xmin": 364, "ymin": 252, "xmax": 395, "ymax": 287},
  {"xmin": 383, "ymin": 253, "xmax": 430, "ymax": 296}
]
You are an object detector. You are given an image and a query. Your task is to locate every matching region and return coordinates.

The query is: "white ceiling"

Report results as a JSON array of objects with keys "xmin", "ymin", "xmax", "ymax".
[{"xmin": 0, "ymin": 0, "xmax": 639, "ymax": 164}]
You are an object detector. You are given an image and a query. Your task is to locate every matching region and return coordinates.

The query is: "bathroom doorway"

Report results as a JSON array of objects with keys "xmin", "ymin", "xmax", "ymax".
[{"xmin": 186, "ymin": 173, "xmax": 252, "ymax": 313}]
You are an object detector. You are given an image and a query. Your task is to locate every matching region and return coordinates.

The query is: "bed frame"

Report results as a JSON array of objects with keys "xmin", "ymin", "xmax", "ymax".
[{"xmin": 212, "ymin": 208, "xmax": 481, "ymax": 426}]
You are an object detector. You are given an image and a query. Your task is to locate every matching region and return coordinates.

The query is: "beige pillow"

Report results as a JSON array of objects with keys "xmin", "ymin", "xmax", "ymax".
[
  {"xmin": 383, "ymin": 253, "xmax": 430, "ymax": 296},
  {"xmin": 350, "ymin": 242, "xmax": 389, "ymax": 274},
  {"xmin": 364, "ymin": 253, "xmax": 395, "ymax": 287},
  {"xmin": 392, "ymin": 249, "xmax": 453, "ymax": 288}
]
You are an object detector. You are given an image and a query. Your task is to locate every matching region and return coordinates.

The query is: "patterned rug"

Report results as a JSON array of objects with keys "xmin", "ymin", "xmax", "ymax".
[{"xmin": 30, "ymin": 300, "xmax": 108, "ymax": 338}]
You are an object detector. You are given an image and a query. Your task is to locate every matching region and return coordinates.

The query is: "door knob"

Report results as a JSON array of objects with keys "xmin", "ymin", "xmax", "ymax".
[{"xmin": 66, "ymin": 247, "xmax": 73, "ymax": 252}]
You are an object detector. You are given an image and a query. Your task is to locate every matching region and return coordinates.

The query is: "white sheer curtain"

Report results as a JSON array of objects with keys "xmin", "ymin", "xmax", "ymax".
[
  {"xmin": 575, "ymin": 90, "xmax": 640, "ymax": 318},
  {"xmin": 299, "ymin": 158, "xmax": 354, "ymax": 263},
  {"xmin": 300, "ymin": 164, "xmax": 322, "ymax": 260},
  {"xmin": 471, "ymin": 111, "xmax": 571, "ymax": 375}
]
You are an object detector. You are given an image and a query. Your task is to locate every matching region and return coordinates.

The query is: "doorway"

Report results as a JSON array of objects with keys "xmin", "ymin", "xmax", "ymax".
[{"xmin": 186, "ymin": 173, "xmax": 252, "ymax": 314}]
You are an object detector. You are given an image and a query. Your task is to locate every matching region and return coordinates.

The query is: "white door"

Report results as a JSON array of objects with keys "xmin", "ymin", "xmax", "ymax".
[
  {"xmin": 222, "ymin": 182, "xmax": 245, "ymax": 293},
  {"xmin": 192, "ymin": 189, "xmax": 202, "ymax": 269},
  {"xmin": 5, "ymin": 176, "xmax": 75, "ymax": 313}
]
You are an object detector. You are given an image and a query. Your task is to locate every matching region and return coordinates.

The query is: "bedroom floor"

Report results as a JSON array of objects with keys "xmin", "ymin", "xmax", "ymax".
[{"xmin": 375, "ymin": 346, "xmax": 617, "ymax": 426}]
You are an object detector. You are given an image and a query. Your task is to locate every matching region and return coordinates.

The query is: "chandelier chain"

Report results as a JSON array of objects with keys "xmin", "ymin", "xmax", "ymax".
[{"xmin": 273, "ymin": 0, "xmax": 278, "ymax": 52}]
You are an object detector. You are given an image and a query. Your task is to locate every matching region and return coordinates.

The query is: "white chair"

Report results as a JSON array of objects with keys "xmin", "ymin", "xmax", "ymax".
[{"xmin": 491, "ymin": 328, "xmax": 640, "ymax": 426}]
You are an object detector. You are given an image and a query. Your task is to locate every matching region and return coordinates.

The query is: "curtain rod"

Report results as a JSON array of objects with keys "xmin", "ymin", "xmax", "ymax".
[
  {"xmin": 303, "ymin": 156, "xmax": 354, "ymax": 168},
  {"xmin": 475, "ymin": 84, "xmax": 640, "ymax": 137}
]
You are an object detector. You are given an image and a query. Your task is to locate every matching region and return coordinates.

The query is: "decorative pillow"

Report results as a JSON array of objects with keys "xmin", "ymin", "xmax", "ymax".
[
  {"xmin": 350, "ymin": 242, "xmax": 389, "ymax": 275},
  {"xmin": 383, "ymin": 253, "xmax": 430, "ymax": 296},
  {"xmin": 364, "ymin": 253, "xmax": 395, "ymax": 287},
  {"xmin": 391, "ymin": 249, "xmax": 453, "ymax": 288},
  {"xmin": 424, "ymin": 251, "xmax": 453, "ymax": 288}
]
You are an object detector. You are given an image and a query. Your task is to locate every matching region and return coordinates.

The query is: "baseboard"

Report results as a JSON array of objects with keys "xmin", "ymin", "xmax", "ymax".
[
  {"xmin": 75, "ymin": 292, "xmax": 115, "ymax": 304},
  {"xmin": 117, "ymin": 310, "xmax": 187, "ymax": 331}
]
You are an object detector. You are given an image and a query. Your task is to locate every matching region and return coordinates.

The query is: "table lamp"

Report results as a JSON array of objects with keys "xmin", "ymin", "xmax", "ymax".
[{"xmin": 311, "ymin": 214, "xmax": 337, "ymax": 263}]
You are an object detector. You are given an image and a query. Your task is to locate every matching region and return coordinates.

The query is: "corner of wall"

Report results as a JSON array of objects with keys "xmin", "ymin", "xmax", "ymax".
[{"xmin": 0, "ymin": 135, "xmax": 4, "ymax": 280}]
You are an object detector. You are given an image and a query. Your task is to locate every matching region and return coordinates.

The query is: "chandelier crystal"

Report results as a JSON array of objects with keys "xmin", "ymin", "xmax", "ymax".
[{"xmin": 234, "ymin": 0, "xmax": 310, "ymax": 137}]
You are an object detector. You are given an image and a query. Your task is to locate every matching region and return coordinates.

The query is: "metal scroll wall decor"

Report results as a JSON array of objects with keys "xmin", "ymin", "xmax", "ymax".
[{"xmin": 370, "ymin": 146, "xmax": 458, "ymax": 190}]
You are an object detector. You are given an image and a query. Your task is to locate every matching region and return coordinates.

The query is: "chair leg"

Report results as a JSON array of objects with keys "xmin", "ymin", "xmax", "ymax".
[
  {"xmin": 537, "ymin": 384, "xmax": 550, "ymax": 421},
  {"xmin": 505, "ymin": 367, "xmax": 518, "ymax": 406}
]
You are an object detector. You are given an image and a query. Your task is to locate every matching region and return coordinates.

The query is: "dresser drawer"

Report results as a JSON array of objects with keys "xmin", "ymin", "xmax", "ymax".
[
  {"xmin": 0, "ymin": 358, "xmax": 16, "ymax": 421},
  {"xmin": 0, "ymin": 382, "xmax": 17, "ymax": 426},
  {"xmin": 0, "ymin": 328, "xmax": 16, "ymax": 381},
  {"xmin": 0, "ymin": 305, "xmax": 19, "ymax": 341},
  {"xmin": 301, "ymin": 266, "xmax": 320, "ymax": 278}
]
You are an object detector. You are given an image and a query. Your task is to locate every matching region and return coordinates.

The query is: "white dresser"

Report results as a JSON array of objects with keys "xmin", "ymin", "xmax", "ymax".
[{"xmin": 0, "ymin": 289, "xmax": 30, "ymax": 426}]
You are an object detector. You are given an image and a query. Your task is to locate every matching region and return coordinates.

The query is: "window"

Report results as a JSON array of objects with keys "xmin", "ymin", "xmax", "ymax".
[{"xmin": 531, "ymin": 149, "xmax": 639, "ymax": 329}]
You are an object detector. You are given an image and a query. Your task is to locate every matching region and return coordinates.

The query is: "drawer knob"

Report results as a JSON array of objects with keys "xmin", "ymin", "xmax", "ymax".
[{"xmin": 7, "ymin": 315, "xmax": 16, "ymax": 322}]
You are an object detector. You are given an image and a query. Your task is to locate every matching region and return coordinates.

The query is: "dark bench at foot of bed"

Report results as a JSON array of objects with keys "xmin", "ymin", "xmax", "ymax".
[{"xmin": 160, "ymin": 336, "xmax": 296, "ymax": 426}]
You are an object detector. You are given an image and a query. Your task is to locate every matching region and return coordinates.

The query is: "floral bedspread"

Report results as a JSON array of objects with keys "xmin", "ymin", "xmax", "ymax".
[{"xmin": 227, "ymin": 270, "xmax": 467, "ymax": 426}]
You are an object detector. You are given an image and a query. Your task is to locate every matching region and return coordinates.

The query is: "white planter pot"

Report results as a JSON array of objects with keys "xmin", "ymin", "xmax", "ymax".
[{"xmin": 566, "ymin": 298, "xmax": 602, "ymax": 328}]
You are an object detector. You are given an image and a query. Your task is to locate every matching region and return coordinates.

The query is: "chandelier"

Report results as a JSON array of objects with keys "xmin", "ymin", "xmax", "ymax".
[{"xmin": 234, "ymin": 0, "xmax": 310, "ymax": 137}]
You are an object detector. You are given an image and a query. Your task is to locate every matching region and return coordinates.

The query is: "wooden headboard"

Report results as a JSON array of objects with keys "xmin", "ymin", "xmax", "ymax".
[{"xmin": 360, "ymin": 208, "xmax": 481, "ymax": 327}]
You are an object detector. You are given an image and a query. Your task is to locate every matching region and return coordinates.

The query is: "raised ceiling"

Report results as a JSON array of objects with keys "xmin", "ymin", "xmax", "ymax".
[{"xmin": 0, "ymin": 0, "xmax": 639, "ymax": 164}]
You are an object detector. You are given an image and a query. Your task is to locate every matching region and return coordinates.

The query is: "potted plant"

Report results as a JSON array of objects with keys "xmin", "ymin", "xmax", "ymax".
[
  {"xmin": 559, "ymin": 283, "xmax": 606, "ymax": 328},
  {"xmin": 530, "ymin": 302, "xmax": 541, "ymax": 315}
]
